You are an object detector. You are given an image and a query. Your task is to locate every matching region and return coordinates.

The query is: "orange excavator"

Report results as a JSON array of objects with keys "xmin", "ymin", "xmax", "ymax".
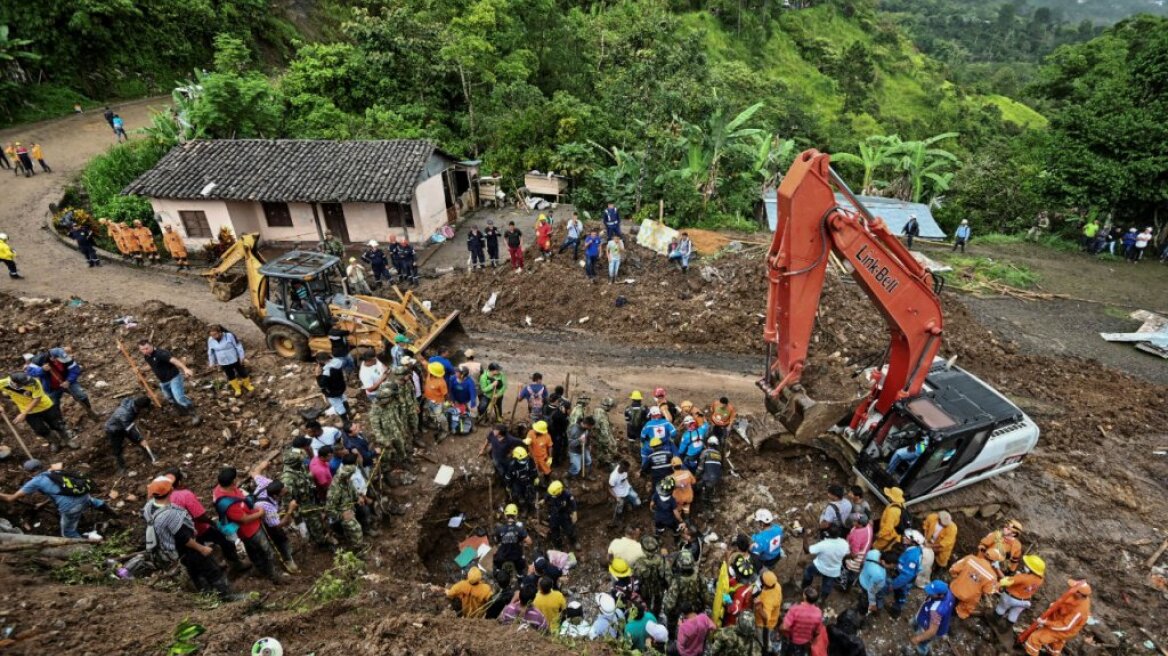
[{"xmin": 760, "ymin": 150, "xmax": 1039, "ymax": 505}]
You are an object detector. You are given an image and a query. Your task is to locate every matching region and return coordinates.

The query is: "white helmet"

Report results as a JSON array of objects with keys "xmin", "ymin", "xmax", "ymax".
[
  {"xmin": 905, "ymin": 529, "xmax": 926, "ymax": 546},
  {"xmin": 367, "ymin": 240, "xmax": 379, "ymax": 247},
  {"xmin": 707, "ymin": 436, "xmax": 719, "ymax": 446},
  {"xmin": 648, "ymin": 406, "xmax": 663, "ymax": 417},
  {"xmin": 754, "ymin": 509, "xmax": 774, "ymax": 524},
  {"xmin": 0, "ymin": 233, "xmax": 7, "ymax": 240}
]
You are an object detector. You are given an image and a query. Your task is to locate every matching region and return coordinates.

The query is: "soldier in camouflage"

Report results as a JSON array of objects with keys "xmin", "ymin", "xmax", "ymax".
[
  {"xmin": 662, "ymin": 549, "xmax": 709, "ymax": 628},
  {"xmin": 280, "ymin": 442, "xmax": 330, "ymax": 547},
  {"xmin": 633, "ymin": 534, "xmax": 670, "ymax": 616},
  {"xmin": 370, "ymin": 383, "xmax": 409, "ymax": 466},
  {"xmin": 393, "ymin": 365, "xmax": 421, "ymax": 445},
  {"xmin": 708, "ymin": 610, "xmax": 761, "ymax": 655},
  {"xmin": 568, "ymin": 393, "xmax": 590, "ymax": 427},
  {"xmin": 326, "ymin": 463, "xmax": 363, "ymax": 546},
  {"xmin": 592, "ymin": 397, "xmax": 620, "ymax": 466}
]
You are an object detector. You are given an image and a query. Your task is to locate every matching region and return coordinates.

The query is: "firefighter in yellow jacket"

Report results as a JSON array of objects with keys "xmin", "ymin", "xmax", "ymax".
[
  {"xmin": 162, "ymin": 224, "xmax": 190, "ymax": 270},
  {"xmin": 131, "ymin": 220, "xmax": 159, "ymax": 264},
  {"xmin": 1, "ymin": 373, "xmax": 77, "ymax": 451},
  {"xmin": 874, "ymin": 486, "xmax": 905, "ymax": 551},
  {"xmin": 0, "ymin": 232, "xmax": 22, "ymax": 279},
  {"xmin": 101, "ymin": 219, "xmax": 135, "ymax": 259}
]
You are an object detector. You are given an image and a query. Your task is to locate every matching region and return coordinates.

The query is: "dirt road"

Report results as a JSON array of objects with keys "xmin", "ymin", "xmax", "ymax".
[{"xmin": 0, "ymin": 98, "xmax": 258, "ymax": 339}]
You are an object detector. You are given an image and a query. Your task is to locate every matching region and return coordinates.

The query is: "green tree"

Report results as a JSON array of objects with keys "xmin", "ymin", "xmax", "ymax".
[
  {"xmin": 894, "ymin": 132, "xmax": 960, "ymax": 202},
  {"xmin": 832, "ymin": 134, "xmax": 903, "ymax": 195}
]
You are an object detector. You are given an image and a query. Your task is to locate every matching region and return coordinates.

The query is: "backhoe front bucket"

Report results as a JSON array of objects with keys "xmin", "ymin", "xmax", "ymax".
[
  {"xmin": 412, "ymin": 310, "xmax": 465, "ymax": 353},
  {"xmin": 767, "ymin": 387, "xmax": 852, "ymax": 443}
]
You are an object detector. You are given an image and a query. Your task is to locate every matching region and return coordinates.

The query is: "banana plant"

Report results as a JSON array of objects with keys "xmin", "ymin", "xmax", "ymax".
[
  {"xmin": 672, "ymin": 101, "xmax": 765, "ymax": 203},
  {"xmin": 895, "ymin": 132, "xmax": 960, "ymax": 203},
  {"xmin": 832, "ymin": 134, "xmax": 903, "ymax": 195},
  {"xmin": 750, "ymin": 133, "xmax": 797, "ymax": 188}
]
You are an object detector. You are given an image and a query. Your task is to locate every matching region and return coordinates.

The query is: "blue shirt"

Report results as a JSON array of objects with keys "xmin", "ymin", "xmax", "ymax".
[
  {"xmin": 343, "ymin": 433, "xmax": 375, "ymax": 464},
  {"xmin": 678, "ymin": 424, "xmax": 709, "ymax": 459},
  {"xmin": 859, "ymin": 549, "xmax": 888, "ymax": 605},
  {"xmin": 20, "ymin": 472, "xmax": 91, "ymax": 515},
  {"xmin": 625, "ymin": 610, "xmax": 657, "ymax": 649},
  {"xmin": 603, "ymin": 207, "xmax": 621, "ymax": 228},
  {"xmin": 915, "ymin": 592, "xmax": 956, "ymax": 638},
  {"xmin": 955, "ymin": 225, "xmax": 971, "ymax": 240},
  {"xmin": 584, "ymin": 235, "xmax": 602, "ymax": 257},
  {"xmin": 750, "ymin": 525, "xmax": 785, "ymax": 562},
  {"xmin": 891, "ymin": 545, "xmax": 922, "ymax": 589},
  {"xmin": 449, "ymin": 376, "xmax": 477, "ymax": 406},
  {"xmin": 640, "ymin": 418, "xmax": 678, "ymax": 446}
]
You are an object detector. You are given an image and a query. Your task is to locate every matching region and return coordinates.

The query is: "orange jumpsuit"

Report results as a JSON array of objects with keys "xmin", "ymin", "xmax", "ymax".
[
  {"xmin": 948, "ymin": 554, "xmax": 999, "ymax": 619},
  {"xmin": 1005, "ymin": 573, "xmax": 1044, "ymax": 601},
  {"xmin": 874, "ymin": 488, "xmax": 904, "ymax": 551},
  {"xmin": 162, "ymin": 228, "xmax": 188, "ymax": 260},
  {"xmin": 132, "ymin": 225, "xmax": 157, "ymax": 254},
  {"xmin": 423, "ymin": 375, "xmax": 448, "ymax": 404},
  {"xmin": 979, "ymin": 530, "xmax": 1022, "ymax": 573},
  {"xmin": 671, "ymin": 468, "xmax": 696, "ymax": 512},
  {"xmin": 106, "ymin": 222, "xmax": 135, "ymax": 255},
  {"xmin": 922, "ymin": 513, "xmax": 958, "ymax": 566},
  {"xmin": 527, "ymin": 429, "xmax": 552, "ymax": 475},
  {"xmin": 1024, "ymin": 583, "xmax": 1091, "ymax": 656}
]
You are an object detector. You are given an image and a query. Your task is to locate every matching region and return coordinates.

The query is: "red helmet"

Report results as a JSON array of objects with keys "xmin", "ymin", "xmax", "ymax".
[{"xmin": 653, "ymin": 387, "xmax": 666, "ymax": 398}]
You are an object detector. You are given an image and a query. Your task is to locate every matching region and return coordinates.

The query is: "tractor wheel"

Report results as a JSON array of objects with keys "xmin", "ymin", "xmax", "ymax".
[{"xmin": 265, "ymin": 326, "xmax": 309, "ymax": 360}]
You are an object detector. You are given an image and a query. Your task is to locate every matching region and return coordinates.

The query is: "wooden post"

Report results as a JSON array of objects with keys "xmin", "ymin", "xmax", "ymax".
[{"xmin": 115, "ymin": 339, "xmax": 163, "ymax": 408}]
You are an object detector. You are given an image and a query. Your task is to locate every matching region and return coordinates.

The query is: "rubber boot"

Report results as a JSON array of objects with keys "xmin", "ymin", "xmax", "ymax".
[
  {"xmin": 240, "ymin": 377, "xmax": 255, "ymax": 393},
  {"xmin": 229, "ymin": 379, "xmax": 242, "ymax": 397},
  {"xmin": 80, "ymin": 398, "xmax": 100, "ymax": 421},
  {"xmin": 210, "ymin": 574, "xmax": 247, "ymax": 602}
]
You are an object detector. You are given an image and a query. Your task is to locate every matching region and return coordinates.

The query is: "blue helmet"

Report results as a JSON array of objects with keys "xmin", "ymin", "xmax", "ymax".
[{"xmin": 925, "ymin": 580, "xmax": 949, "ymax": 597}]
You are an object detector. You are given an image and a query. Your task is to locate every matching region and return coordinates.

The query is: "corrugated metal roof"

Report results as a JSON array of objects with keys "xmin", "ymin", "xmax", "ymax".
[
  {"xmin": 122, "ymin": 139, "xmax": 451, "ymax": 204},
  {"xmin": 762, "ymin": 189, "xmax": 947, "ymax": 239}
]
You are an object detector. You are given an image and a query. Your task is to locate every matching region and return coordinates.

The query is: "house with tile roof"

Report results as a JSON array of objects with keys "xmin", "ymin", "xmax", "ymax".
[{"xmin": 123, "ymin": 139, "xmax": 470, "ymax": 248}]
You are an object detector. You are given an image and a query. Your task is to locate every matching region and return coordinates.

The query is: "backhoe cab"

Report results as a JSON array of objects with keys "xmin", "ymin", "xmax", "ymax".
[{"xmin": 759, "ymin": 149, "xmax": 1039, "ymax": 504}]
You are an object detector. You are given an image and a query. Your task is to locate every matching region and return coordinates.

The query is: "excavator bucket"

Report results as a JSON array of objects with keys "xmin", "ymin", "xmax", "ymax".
[
  {"xmin": 411, "ymin": 309, "xmax": 465, "ymax": 353},
  {"xmin": 766, "ymin": 386, "xmax": 852, "ymax": 443}
]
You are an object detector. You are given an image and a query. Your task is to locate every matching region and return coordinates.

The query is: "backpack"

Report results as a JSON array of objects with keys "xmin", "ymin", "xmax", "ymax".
[
  {"xmin": 144, "ymin": 505, "xmax": 184, "ymax": 564},
  {"xmin": 893, "ymin": 503, "xmax": 915, "ymax": 534},
  {"xmin": 47, "ymin": 470, "xmax": 95, "ymax": 497},
  {"xmin": 213, "ymin": 494, "xmax": 252, "ymax": 537}
]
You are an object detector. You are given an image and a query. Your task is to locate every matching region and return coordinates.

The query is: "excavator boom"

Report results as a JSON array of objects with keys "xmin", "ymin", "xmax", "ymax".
[{"xmin": 761, "ymin": 150, "xmax": 943, "ymax": 435}]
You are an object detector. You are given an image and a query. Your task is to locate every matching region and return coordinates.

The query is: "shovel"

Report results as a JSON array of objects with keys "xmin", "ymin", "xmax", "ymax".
[{"xmin": 0, "ymin": 410, "xmax": 36, "ymax": 467}]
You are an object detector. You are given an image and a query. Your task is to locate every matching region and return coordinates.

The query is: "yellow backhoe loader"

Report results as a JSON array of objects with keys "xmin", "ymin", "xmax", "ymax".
[{"xmin": 202, "ymin": 234, "xmax": 461, "ymax": 359}]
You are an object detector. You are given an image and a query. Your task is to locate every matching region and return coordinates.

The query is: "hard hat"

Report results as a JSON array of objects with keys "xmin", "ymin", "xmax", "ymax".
[
  {"xmin": 925, "ymin": 580, "xmax": 949, "ymax": 596},
  {"xmin": 464, "ymin": 349, "xmax": 475, "ymax": 358},
  {"xmin": 609, "ymin": 557, "xmax": 631, "ymax": 578},
  {"xmin": 427, "ymin": 362, "xmax": 445, "ymax": 377},
  {"xmin": 251, "ymin": 637, "xmax": 283, "ymax": 656},
  {"xmin": 707, "ymin": 437, "xmax": 719, "ymax": 446},
  {"xmin": 348, "ymin": 257, "xmax": 357, "ymax": 263},
  {"xmin": 676, "ymin": 549, "xmax": 696, "ymax": 570},
  {"xmin": 367, "ymin": 240, "xmax": 379, "ymax": 247},
  {"xmin": 657, "ymin": 477, "xmax": 676, "ymax": 494},
  {"xmin": 648, "ymin": 406, "xmax": 663, "ymax": 417},
  {"xmin": 0, "ymin": 233, "xmax": 7, "ymax": 240},
  {"xmin": 649, "ymin": 437, "xmax": 663, "ymax": 448},
  {"xmin": 512, "ymin": 446, "xmax": 528, "ymax": 460},
  {"xmin": 601, "ymin": 397, "xmax": 614, "ymax": 408},
  {"xmin": 504, "ymin": 503, "xmax": 519, "ymax": 517},
  {"xmin": 1023, "ymin": 555, "xmax": 1046, "ymax": 576},
  {"xmin": 754, "ymin": 508, "xmax": 774, "ymax": 524},
  {"xmin": 733, "ymin": 554, "xmax": 755, "ymax": 579},
  {"xmin": 547, "ymin": 480, "xmax": 564, "ymax": 496},
  {"xmin": 986, "ymin": 547, "xmax": 1004, "ymax": 562},
  {"xmin": 640, "ymin": 535, "xmax": 660, "ymax": 552},
  {"xmin": 393, "ymin": 334, "xmax": 410, "ymax": 344},
  {"xmin": 653, "ymin": 387, "xmax": 666, "ymax": 398},
  {"xmin": 670, "ymin": 456, "xmax": 683, "ymax": 467},
  {"xmin": 905, "ymin": 529, "xmax": 926, "ymax": 546},
  {"xmin": 762, "ymin": 570, "xmax": 778, "ymax": 587},
  {"xmin": 532, "ymin": 420, "xmax": 548, "ymax": 434},
  {"xmin": 629, "ymin": 390, "xmax": 643, "ymax": 400},
  {"xmin": 595, "ymin": 592, "xmax": 617, "ymax": 614},
  {"xmin": 1069, "ymin": 579, "xmax": 1092, "ymax": 596},
  {"xmin": 680, "ymin": 400, "xmax": 693, "ymax": 411},
  {"xmin": 646, "ymin": 621, "xmax": 668, "ymax": 644},
  {"xmin": 1006, "ymin": 519, "xmax": 1024, "ymax": 533},
  {"xmin": 683, "ymin": 415, "xmax": 696, "ymax": 426}
]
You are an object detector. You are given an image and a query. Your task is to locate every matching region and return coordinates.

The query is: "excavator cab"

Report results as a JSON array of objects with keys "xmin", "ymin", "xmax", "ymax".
[
  {"xmin": 852, "ymin": 360, "xmax": 1040, "ymax": 505},
  {"xmin": 260, "ymin": 251, "xmax": 344, "ymax": 339}
]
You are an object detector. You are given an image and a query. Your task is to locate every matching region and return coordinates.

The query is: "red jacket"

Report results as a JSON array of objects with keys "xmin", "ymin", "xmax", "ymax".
[{"xmin": 781, "ymin": 601, "xmax": 823, "ymax": 646}]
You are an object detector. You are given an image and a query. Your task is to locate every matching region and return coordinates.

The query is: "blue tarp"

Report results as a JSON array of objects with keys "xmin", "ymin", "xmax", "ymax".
[{"xmin": 762, "ymin": 189, "xmax": 947, "ymax": 240}]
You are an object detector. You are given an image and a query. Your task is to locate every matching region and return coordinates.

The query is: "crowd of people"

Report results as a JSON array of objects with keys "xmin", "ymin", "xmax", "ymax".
[
  {"xmin": 1, "ymin": 141, "xmax": 52, "ymax": 178},
  {"xmin": 1078, "ymin": 218, "xmax": 1165, "ymax": 263}
]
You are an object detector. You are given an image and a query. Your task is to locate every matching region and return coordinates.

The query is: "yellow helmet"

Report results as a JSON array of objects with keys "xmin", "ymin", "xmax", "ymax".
[
  {"xmin": 512, "ymin": 446, "xmax": 529, "ymax": 460},
  {"xmin": 548, "ymin": 480, "xmax": 564, "ymax": 496},
  {"xmin": 1023, "ymin": 555, "xmax": 1046, "ymax": 576},
  {"xmin": 504, "ymin": 503, "xmax": 519, "ymax": 517},
  {"xmin": 427, "ymin": 362, "xmax": 445, "ymax": 377},
  {"xmin": 680, "ymin": 400, "xmax": 694, "ymax": 411},
  {"xmin": 609, "ymin": 557, "xmax": 631, "ymax": 578},
  {"xmin": 629, "ymin": 390, "xmax": 644, "ymax": 401},
  {"xmin": 533, "ymin": 420, "xmax": 549, "ymax": 434}
]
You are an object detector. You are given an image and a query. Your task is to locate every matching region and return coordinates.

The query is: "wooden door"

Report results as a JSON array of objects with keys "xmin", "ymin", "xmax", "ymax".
[{"xmin": 321, "ymin": 203, "xmax": 349, "ymax": 243}]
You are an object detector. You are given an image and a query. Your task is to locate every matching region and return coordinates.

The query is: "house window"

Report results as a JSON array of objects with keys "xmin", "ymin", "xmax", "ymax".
[
  {"xmin": 262, "ymin": 201, "xmax": 293, "ymax": 227},
  {"xmin": 178, "ymin": 211, "xmax": 212, "ymax": 239},
  {"xmin": 385, "ymin": 202, "xmax": 415, "ymax": 228}
]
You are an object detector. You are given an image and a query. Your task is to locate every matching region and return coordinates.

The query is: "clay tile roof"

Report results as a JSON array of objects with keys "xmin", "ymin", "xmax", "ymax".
[{"xmin": 123, "ymin": 139, "xmax": 448, "ymax": 203}]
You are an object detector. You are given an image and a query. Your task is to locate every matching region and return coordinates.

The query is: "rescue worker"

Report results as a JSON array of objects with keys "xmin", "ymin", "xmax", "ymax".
[
  {"xmin": 624, "ymin": 390, "xmax": 648, "ymax": 444},
  {"xmin": 633, "ymin": 534, "xmax": 669, "ymax": 616},
  {"xmin": 326, "ymin": 461, "xmax": 364, "ymax": 545},
  {"xmin": 280, "ymin": 442, "xmax": 330, "ymax": 547},
  {"xmin": 99, "ymin": 219, "xmax": 131, "ymax": 260},
  {"xmin": 466, "ymin": 226, "xmax": 487, "ymax": 269},
  {"xmin": 370, "ymin": 384, "xmax": 410, "ymax": 465},
  {"xmin": 708, "ymin": 396, "xmax": 736, "ymax": 440},
  {"xmin": 662, "ymin": 549, "xmax": 708, "ymax": 628},
  {"xmin": 0, "ymin": 232, "xmax": 23, "ymax": 278},
  {"xmin": 433, "ymin": 567, "xmax": 493, "ymax": 618},
  {"xmin": 345, "ymin": 257, "xmax": 372, "ymax": 294},
  {"xmin": 592, "ymin": 397, "xmax": 619, "ymax": 465},
  {"xmin": 321, "ymin": 231, "xmax": 344, "ymax": 257},
  {"xmin": 641, "ymin": 437, "xmax": 675, "ymax": 485},
  {"xmin": 874, "ymin": 486, "xmax": 906, "ymax": 551},
  {"xmin": 492, "ymin": 503, "xmax": 532, "ymax": 576},
  {"xmin": 651, "ymin": 478, "xmax": 682, "ymax": 538},
  {"xmin": 394, "ymin": 361, "xmax": 421, "ymax": 443},
  {"xmin": 162, "ymin": 224, "xmax": 189, "ymax": 270},
  {"xmin": 1022, "ymin": 579, "xmax": 1092, "ymax": 656},
  {"xmin": 910, "ymin": 580, "xmax": 956, "ymax": 656},
  {"xmin": 505, "ymin": 446, "xmax": 538, "ymax": 513},
  {"xmin": 995, "ymin": 554, "xmax": 1045, "ymax": 625},
  {"xmin": 652, "ymin": 388, "xmax": 680, "ymax": 426},
  {"xmin": 68, "ymin": 221, "xmax": 101, "ymax": 267},
  {"xmin": 423, "ymin": 361, "xmax": 449, "ymax": 442},
  {"xmin": 131, "ymin": 219, "xmax": 159, "ymax": 264},
  {"xmin": 696, "ymin": 436, "xmax": 723, "ymax": 502},
  {"xmin": 709, "ymin": 610, "xmax": 760, "ymax": 655},
  {"xmin": 948, "ymin": 547, "xmax": 1001, "ymax": 619},
  {"xmin": 922, "ymin": 511, "xmax": 957, "ymax": 568},
  {"xmin": 34, "ymin": 348, "xmax": 99, "ymax": 419},
  {"xmin": 677, "ymin": 415, "xmax": 708, "ymax": 470},
  {"xmin": 104, "ymin": 395, "xmax": 157, "ymax": 474},
  {"xmin": 361, "ymin": 240, "xmax": 390, "ymax": 283},
  {"xmin": 545, "ymin": 480, "xmax": 578, "ymax": 549},
  {"xmin": 1, "ymin": 372, "xmax": 77, "ymax": 451},
  {"xmin": 478, "ymin": 362, "xmax": 507, "ymax": 422},
  {"xmin": 546, "ymin": 387, "xmax": 570, "ymax": 465},
  {"xmin": 749, "ymin": 508, "xmax": 784, "ymax": 569},
  {"xmin": 754, "ymin": 569, "xmax": 783, "ymax": 653},
  {"xmin": 396, "ymin": 236, "xmax": 418, "ymax": 284},
  {"xmin": 527, "ymin": 420, "xmax": 554, "ymax": 477},
  {"xmin": 887, "ymin": 530, "xmax": 925, "ymax": 617},
  {"xmin": 670, "ymin": 456, "xmax": 696, "ymax": 518},
  {"xmin": 979, "ymin": 519, "xmax": 1024, "ymax": 574},
  {"xmin": 725, "ymin": 554, "xmax": 757, "ymax": 626}
]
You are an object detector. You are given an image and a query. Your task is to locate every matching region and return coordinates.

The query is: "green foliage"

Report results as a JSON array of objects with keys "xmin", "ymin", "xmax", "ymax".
[
  {"xmin": 163, "ymin": 620, "xmax": 206, "ymax": 656},
  {"xmin": 188, "ymin": 71, "xmax": 283, "ymax": 138},
  {"xmin": 81, "ymin": 139, "xmax": 169, "ymax": 223},
  {"xmin": 292, "ymin": 550, "xmax": 365, "ymax": 608},
  {"xmin": 212, "ymin": 33, "xmax": 252, "ymax": 74},
  {"xmin": 51, "ymin": 531, "xmax": 133, "ymax": 585},
  {"xmin": 940, "ymin": 255, "xmax": 1039, "ymax": 290}
]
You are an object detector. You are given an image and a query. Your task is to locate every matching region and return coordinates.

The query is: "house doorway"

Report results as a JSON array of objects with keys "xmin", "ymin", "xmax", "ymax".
[{"xmin": 321, "ymin": 203, "xmax": 350, "ymax": 243}]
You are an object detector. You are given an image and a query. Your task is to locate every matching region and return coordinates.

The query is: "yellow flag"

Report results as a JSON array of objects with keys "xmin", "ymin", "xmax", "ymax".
[{"xmin": 712, "ymin": 560, "xmax": 730, "ymax": 625}]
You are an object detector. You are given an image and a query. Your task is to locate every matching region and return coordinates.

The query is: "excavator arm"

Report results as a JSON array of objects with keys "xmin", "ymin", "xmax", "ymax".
[
  {"xmin": 761, "ymin": 149, "xmax": 943, "ymax": 434},
  {"xmin": 202, "ymin": 233, "xmax": 267, "ymax": 310}
]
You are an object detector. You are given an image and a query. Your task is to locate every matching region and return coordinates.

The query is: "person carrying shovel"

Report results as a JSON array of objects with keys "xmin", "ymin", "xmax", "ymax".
[
  {"xmin": 104, "ymin": 395, "xmax": 158, "ymax": 475},
  {"xmin": 1, "ymin": 372, "xmax": 77, "ymax": 453}
]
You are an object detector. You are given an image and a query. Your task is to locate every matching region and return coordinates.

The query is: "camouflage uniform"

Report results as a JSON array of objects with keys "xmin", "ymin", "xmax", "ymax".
[
  {"xmin": 280, "ymin": 447, "xmax": 329, "ymax": 545},
  {"xmin": 394, "ymin": 368, "xmax": 420, "ymax": 441},
  {"xmin": 633, "ymin": 535, "xmax": 670, "ymax": 616},
  {"xmin": 568, "ymin": 394, "xmax": 590, "ymax": 427},
  {"xmin": 707, "ymin": 612, "xmax": 761, "ymax": 656},
  {"xmin": 370, "ymin": 383, "xmax": 409, "ymax": 464},
  {"xmin": 326, "ymin": 464, "xmax": 363, "ymax": 545},
  {"xmin": 592, "ymin": 398, "xmax": 619, "ymax": 465},
  {"xmin": 663, "ymin": 552, "xmax": 709, "ymax": 624}
]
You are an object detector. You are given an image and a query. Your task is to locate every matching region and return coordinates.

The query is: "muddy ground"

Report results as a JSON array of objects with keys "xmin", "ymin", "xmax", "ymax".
[{"xmin": 0, "ymin": 238, "xmax": 1165, "ymax": 655}]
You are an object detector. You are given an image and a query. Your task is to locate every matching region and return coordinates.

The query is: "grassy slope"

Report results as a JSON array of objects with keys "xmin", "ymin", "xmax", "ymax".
[{"xmin": 688, "ymin": 6, "xmax": 1046, "ymax": 134}]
